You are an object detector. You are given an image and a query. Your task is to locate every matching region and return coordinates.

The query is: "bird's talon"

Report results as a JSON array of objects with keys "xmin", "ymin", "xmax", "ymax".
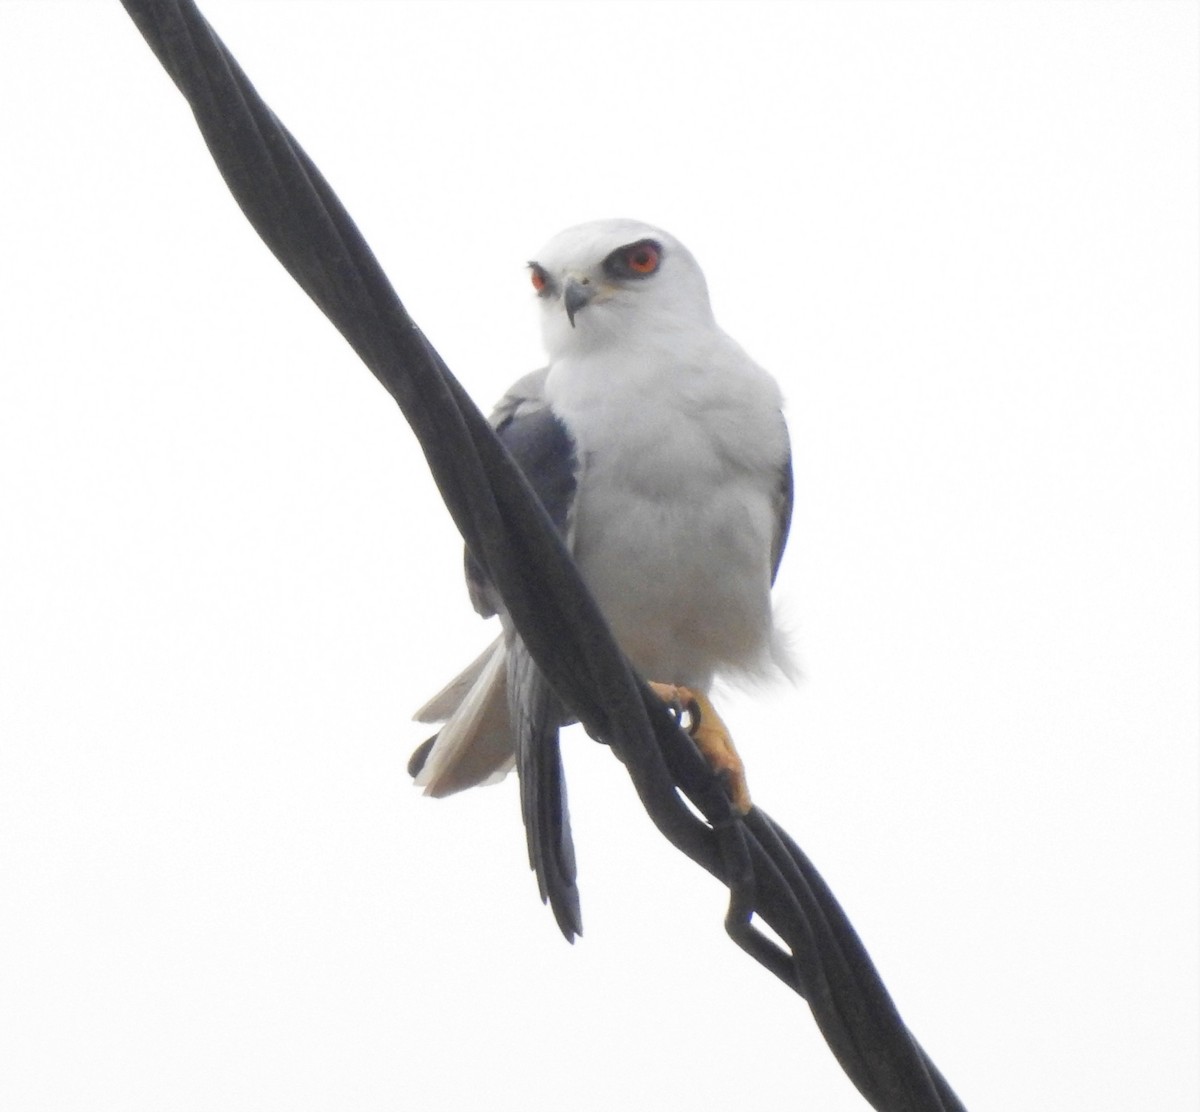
[
  {"xmin": 649, "ymin": 682, "xmax": 685, "ymax": 725},
  {"xmin": 650, "ymin": 682, "xmax": 752, "ymax": 814}
]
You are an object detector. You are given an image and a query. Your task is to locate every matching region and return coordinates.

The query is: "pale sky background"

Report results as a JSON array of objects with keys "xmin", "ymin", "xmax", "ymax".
[{"xmin": 1, "ymin": 2, "xmax": 1197, "ymax": 1110}]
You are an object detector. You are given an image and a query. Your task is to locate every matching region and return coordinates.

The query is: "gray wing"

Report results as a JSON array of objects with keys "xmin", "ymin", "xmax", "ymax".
[
  {"xmin": 467, "ymin": 368, "xmax": 583, "ymax": 940},
  {"xmin": 770, "ymin": 414, "xmax": 794, "ymax": 584},
  {"xmin": 466, "ymin": 368, "xmax": 578, "ymax": 618}
]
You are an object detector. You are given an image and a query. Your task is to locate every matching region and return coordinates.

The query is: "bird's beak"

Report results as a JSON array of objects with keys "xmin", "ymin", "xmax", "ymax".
[{"xmin": 563, "ymin": 279, "xmax": 594, "ymax": 328}]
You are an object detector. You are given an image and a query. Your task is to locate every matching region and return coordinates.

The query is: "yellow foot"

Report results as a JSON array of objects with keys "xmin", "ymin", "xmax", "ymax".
[{"xmin": 649, "ymin": 682, "xmax": 752, "ymax": 815}]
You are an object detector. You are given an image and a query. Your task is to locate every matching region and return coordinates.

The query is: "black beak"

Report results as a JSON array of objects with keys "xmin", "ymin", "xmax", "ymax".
[{"xmin": 563, "ymin": 280, "xmax": 594, "ymax": 327}]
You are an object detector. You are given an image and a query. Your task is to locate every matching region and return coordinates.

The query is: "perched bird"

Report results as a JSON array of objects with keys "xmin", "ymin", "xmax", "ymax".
[{"xmin": 408, "ymin": 219, "xmax": 792, "ymax": 940}]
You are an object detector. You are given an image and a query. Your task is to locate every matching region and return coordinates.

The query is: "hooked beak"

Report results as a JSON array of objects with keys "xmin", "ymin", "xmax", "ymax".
[{"xmin": 563, "ymin": 279, "xmax": 594, "ymax": 327}]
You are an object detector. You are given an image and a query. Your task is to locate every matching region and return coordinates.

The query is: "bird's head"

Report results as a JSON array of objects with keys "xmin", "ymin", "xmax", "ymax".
[{"xmin": 528, "ymin": 219, "xmax": 716, "ymax": 359}]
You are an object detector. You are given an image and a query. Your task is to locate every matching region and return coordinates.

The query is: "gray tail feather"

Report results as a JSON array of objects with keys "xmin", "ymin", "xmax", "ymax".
[{"xmin": 508, "ymin": 639, "xmax": 582, "ymax": 941}]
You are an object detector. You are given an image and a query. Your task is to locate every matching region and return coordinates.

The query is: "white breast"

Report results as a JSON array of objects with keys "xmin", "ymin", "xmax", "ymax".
[{"xmin": 545, "ymin": 333, "xmax": 787, "ymax": 690}]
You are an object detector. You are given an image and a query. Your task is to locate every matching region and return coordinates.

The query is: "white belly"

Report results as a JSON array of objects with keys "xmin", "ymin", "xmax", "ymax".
[{"xmin": 574, "ymin": 476, "xmax": 775, "ymax": 690}]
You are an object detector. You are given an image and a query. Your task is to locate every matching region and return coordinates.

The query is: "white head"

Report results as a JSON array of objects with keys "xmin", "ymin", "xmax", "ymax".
[{"xmin": 528, "ymin": 219, "xmax": 716, "ymax": 360}]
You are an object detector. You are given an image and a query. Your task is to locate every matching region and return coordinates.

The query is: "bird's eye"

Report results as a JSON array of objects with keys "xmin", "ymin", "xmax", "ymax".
[
  {"xmin": 626, "ymin": 244, "xmax": 660, "ymax": 275},
  {"xmin": 529, "ymin": 264, "xmax": 549, "ymax": 294},
  {"xmin": 603, "ymin": 238, "xmax": 663, "ymax": 281}
]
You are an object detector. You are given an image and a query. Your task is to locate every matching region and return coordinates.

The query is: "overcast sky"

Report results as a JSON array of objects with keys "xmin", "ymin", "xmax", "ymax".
[{"xmin": 1, "ymin": 2, "xmax": 1197, "ymax": 1110}]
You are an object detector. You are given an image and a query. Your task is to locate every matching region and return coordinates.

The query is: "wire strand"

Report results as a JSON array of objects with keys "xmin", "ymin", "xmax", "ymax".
[{"xmin": 118, "ymin": 4, "xmax": 968, "ymax": 1108}]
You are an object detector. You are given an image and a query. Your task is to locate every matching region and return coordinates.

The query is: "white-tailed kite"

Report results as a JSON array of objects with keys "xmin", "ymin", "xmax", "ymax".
[{"xmin": 408, "ymin": 219, "xmax": 792, "ymax": 939}]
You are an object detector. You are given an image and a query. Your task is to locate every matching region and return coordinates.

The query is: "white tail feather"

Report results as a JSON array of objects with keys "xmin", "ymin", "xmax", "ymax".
[
  {"xmin": 413, "ymin": 637, "xmax": 502, "ymax": 724},
  {"xmin": 414, "ymin": 637, "xmax": 515, "ymax": 796}
]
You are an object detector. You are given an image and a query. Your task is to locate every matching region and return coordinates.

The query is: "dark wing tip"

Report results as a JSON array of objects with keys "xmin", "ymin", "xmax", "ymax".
[
  {"xmin": 771, "ymin": 418, "xmax": 794, "ymax": 584},
  {"xmin": 549, "ymin": 886, "xmax": 583, "ymax": 943},
  {"xmin": 510, "ymin": 641, "xmax": 584, "ymax": 942},
  {"xmin": 407, "ymin": 733, "xmax": 437, "ymax": 779}
]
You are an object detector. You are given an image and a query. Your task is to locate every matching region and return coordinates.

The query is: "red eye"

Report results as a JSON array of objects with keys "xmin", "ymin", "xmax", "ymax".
[
  {"xmin": 530, "ymin": 267, "xmax": 547, "ymax": 292},
  {"xmin": 626, "ymin": 244, "xmax": 660, "ymax": 274}
]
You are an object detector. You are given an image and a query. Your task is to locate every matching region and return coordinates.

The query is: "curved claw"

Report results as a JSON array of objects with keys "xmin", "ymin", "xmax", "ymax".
[{"xmin": 648, "ymin": 681, "xmax": 686, "ymax": 726}]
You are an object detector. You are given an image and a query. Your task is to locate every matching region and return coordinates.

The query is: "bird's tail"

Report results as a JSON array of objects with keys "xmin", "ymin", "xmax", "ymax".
[
  {"xmin": 507, "ymin": 639, "xmax": 582, "ymax": 941},
  {"xmin": 409, "ymin": 636, "xmax": 515, "ymax": 796}
]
